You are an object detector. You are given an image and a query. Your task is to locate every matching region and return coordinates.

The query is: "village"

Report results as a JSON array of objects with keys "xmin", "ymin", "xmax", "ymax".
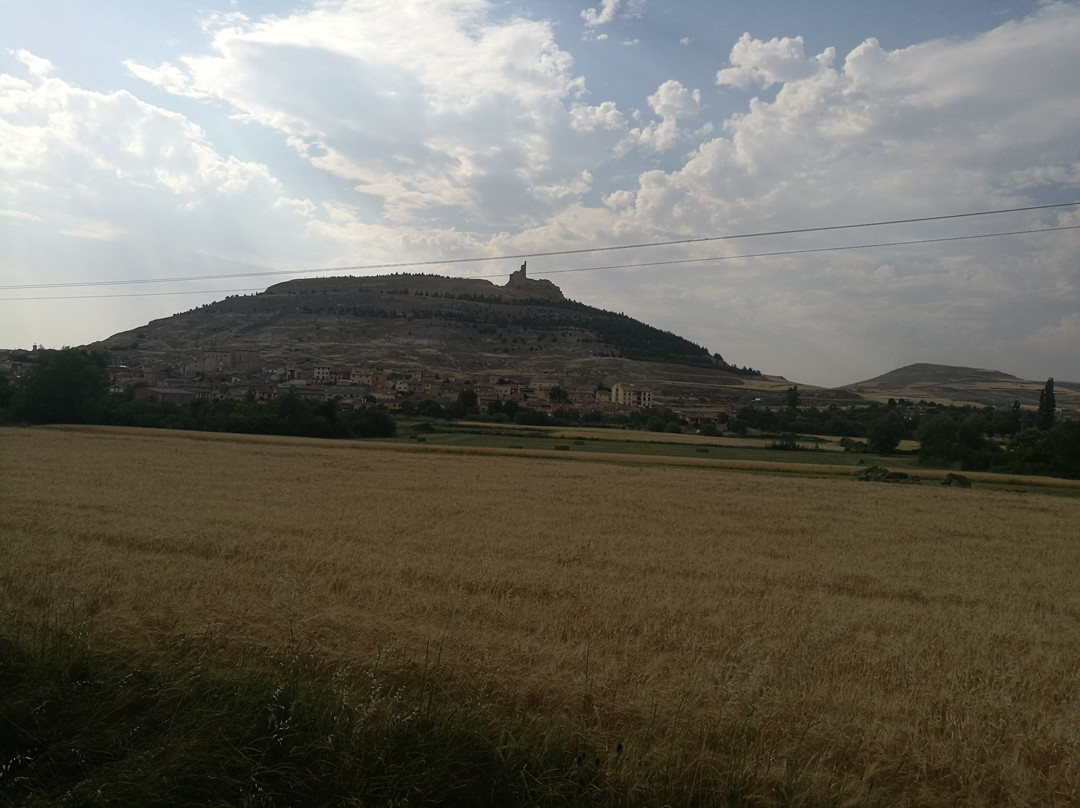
[{"xmin": 0, "ymin": 344, "xmax": 660, "ymax": 416}]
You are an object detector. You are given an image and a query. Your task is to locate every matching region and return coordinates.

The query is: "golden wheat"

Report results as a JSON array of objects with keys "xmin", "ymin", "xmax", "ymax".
[{"xmin": 2, "ymin": 425, "xmax": 1077, "ymax": 805}]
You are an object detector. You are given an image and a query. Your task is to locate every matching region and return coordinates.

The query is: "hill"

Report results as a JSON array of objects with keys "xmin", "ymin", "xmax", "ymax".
[
  {"xmin": 91, "ymin": 268, "xmax": 815, "ymax": 407},
  {"xmin": 840, "ymin": 362, "xmax": 1080, "ymax": 410}
]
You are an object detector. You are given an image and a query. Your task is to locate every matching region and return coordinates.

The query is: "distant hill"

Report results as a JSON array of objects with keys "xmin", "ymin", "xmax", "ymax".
[{"xmin": 840, "ymin": 363, "xmax": 1080, "ymax": 410}]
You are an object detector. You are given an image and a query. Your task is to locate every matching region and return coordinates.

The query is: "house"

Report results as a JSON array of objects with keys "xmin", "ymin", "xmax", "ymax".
[
  {"xmin": 313, "ymin": 365, "xmax": 347, "ymax": 384},
  {"xmin": 611, "ymin": 382, "xmax": 653, "ymax": 408},
  {"xmin": 351, "ymin": 369, "xmax": 387, "ymax": 386}
]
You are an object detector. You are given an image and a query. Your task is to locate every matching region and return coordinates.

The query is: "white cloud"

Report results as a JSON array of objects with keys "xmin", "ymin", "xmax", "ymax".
[
  {"xmin": 127, "ymin": 1, "xmax": 624, "ymax": 232},
  {"xmin": 0, "ymin": 50, "xmax": 341, "ymax": 298},
  {"xmin": 562, "ymin": 4, "xmax": 1080, "ymax": 384},
  {"xmin": 123, "ymin": 60, "xmax": 205, "ymax": 98},
  {"xmin": 570, "ymin": 101, "xmax": 626, "ymax": 131},
  {"xmin": 716, "ymin": 33, "xmax": 833, "ymax": 89},
  {"xmin": 58, "ymin": 218, "xmax": 128, "ymax": 242},
  {"xmin": 648, "ymin": 79, "xmax": 700, "ymax": 120},
  {"xmin": 0, "ymin": 209, "xmax": 39, "ymax": 222},
  {"xmin": 1022, "ymin": 312, "xmax": 1080, "ymax": 354},
  {"xmin": 581, "ymin": 0, "xmax": 620, "ymax": 27},
  {"xmin": 621, "ymin": 79, "xmax": 701, "ymax": 152},
  {"xmin": 12, "ymin": 49, "xmax": 53, "ymax": 78}
]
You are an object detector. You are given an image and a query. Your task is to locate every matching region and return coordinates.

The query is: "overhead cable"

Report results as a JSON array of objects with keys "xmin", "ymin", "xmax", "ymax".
[
  {"xmin": 0, "ymin": 200, "xmax": 1076, "ymax": 292},
  {"xmin": 2, "ymin": 223, "xmax": 1077, "ymax": 302}
]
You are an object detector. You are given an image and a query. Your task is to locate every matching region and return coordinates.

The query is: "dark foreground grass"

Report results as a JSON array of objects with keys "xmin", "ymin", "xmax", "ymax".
[{"xmin": 0, "ymin": 614, "xmax": 847, "ymax": 808}]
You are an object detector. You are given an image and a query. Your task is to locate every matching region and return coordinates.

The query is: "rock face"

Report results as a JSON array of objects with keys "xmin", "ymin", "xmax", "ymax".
[{"xmin": 502, "ymin": 262, "xmax": 564, "ymax": 302}]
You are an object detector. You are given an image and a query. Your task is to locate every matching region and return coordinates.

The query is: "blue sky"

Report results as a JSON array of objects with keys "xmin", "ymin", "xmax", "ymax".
[{"xmin": 2, "ymin": 0, "xmax": 1078, "ymax": 386}]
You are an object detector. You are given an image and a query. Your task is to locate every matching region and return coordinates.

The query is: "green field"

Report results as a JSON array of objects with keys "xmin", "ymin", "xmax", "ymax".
[{"xmin": 392, "ymin": 420, "xmax": 925, "ymax": 469}]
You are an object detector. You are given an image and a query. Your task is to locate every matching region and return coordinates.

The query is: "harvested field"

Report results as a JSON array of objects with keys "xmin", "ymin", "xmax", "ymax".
[{"xmin": 2, "ymin": 425, "xmax": 1078, "ymax": 805}]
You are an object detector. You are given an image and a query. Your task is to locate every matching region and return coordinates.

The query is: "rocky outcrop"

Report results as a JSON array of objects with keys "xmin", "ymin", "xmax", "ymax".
[
  {"xmin": 941, "ymin": 473, "xmax": 972, "ymax": 488},
  {"xmin": 502, "ymin": 262, "xmax": 565, "ymax": 302},
  {"xmin": 856, "ymin": 465, "xmax": 921, "ymax": 484}
]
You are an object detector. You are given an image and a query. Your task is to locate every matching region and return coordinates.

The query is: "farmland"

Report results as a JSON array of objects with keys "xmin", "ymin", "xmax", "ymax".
[{"xmin": 2, "ymin": 425, "xmax": 1079, "ymax": 805}]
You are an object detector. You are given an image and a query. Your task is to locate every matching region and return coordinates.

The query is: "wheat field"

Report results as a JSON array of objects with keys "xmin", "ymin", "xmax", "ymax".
[{"xmin": 2, "ymin": 425, "xmax": 1078, "ymax": 805}]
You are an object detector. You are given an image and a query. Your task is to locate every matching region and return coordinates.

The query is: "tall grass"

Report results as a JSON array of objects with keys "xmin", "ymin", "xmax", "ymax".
[{"xmin": 1, "ymin": 612, "xmax": 847, "ymax": 806}]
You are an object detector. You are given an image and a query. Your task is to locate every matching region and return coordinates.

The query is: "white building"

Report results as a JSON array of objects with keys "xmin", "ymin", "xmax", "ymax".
[{"xmin": 611, "ymin": 382, "xmax": 653, "ymax": 408}]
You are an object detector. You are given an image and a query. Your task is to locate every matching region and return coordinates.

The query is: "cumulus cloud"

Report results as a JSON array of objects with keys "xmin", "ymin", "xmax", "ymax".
[
  {"xmin": 716, "ymin": 33, "xmax": 833, "ymax": 89},
  {"xmin": 126, "ymin": 1, "xmax": 628, "ymax": 233},
  {"xmin": 621, "ymin": 79, "xmax": 701, "ymax": 152},
  {"xmin": 581, "ymin": 0, "xmax": 645, "ymax": 27},
  {"xmin": 570, "ymin": 100, "xmax": 626, "ymax": 131},
  {"xmin": 1, "ymin": 52, "xmax": 280, "ymax": 203},
  {"xmin": 582, "ymin": 0, "xmax": 620, "ymax": 27},
  {"xmin": 0, "ymin": 51, "xmax": 334, "ymax": 287},
  {"xmin": 567, "ymin": 4, "xmax": 1080, "ymax": 383},
  {"xmin": 12, "ymin": 49, "xmax": 53, "ymax": 78},
  {"xmin": 624, "ymin": 6, "xmax": 1080, "ymax": 232},
  {"xmin": 648, "ymin": 79, "xmax": 700, "ymax": 119}
]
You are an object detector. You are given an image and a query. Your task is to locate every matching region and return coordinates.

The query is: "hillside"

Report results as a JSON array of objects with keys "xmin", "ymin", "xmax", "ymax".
[
  {"xmin": 92, "ymin": 268, "xmax": 813, "ymax": 406},
  {"xmin": 841, "ymin": 363, "xmax": 1080, "ymax": 410}
]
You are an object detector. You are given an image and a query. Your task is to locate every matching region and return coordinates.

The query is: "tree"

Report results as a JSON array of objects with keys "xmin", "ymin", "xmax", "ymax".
[
  {"xmin": 990, "ymin": 401, "xmax": 1022, "ymax": 438},
  {"xmin": 548, "ymin": 386, "xmax": 570, "ymax": 403},
  {"xmin": 448, "ymin": 388, "xmax": 478, "ymax": 417},
  {"xmin": 645, "ymin": 415, "xmax": 666, "ymax": 432},
  {"xmin": 915, "ymin": 413, "xmax": 960, "ymax": 465},
  {"xmin": 0, "ymin": 373, "xmax": 14, "ymax": 419},
  {"xmin": 13, "ymin": 348, "xmax": 110, "ymax": 424},
  {"xmin": 1005, "ymin": 422, "xmax": 1080, "ymax": 477},
  {"xmin": 727, "ymin": 418, "xmax": 748, "ymax": 436},
  {"xmin": 785, "ymin": 385, "xmax": 800, "ymax": 410},
  {"xmin": 1037, "ymin": 378, "xmax": 1056, "ymax": 430},
  {"xmin": 413, "ymin": 399, "xmax": 445, "ymax": 418},
  {"xmin": 866, "ymin": 410, "xmax": 906, "ymax": 455}
]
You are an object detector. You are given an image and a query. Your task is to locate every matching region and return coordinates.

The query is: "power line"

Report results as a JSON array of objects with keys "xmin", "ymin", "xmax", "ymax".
[
  {"xmin": 538, "ymin": 224, "xmax": 1080, "ymax": 276},
  {"xmin": 1, "ymin": 200, "xmax": 1076, "ymax": 292},
  {"xmin": 0, "ymin": 287, "xmax": 269, "ymax": 302},
  {"xmin": 2, "ymin": 223, "xmax": 1076, "ymax": 302}
]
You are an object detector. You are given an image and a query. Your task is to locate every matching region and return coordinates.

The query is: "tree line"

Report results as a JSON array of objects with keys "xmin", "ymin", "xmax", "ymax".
[{"xmin": 740, "ymin": 381, "xmax": 1078, "ymax": 477}]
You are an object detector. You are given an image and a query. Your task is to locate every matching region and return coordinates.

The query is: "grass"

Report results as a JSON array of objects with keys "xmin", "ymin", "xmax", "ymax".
[
  {"xmin": 0, "ymin": 615, "xmax": 626, "ymax": 807},
  {"xmin": 2, "ymin": 425, "xmax": 1079, "ymax": 805},
  {"xmin": 1, "ymin": 612, "xmax": 854, "ymax": 807}
]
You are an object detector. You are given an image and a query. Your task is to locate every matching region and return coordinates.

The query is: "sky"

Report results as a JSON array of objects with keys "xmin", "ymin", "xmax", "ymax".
[{"xmin": 2, "ymin": 0, "xmax": 1078, "ymax": 388}]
